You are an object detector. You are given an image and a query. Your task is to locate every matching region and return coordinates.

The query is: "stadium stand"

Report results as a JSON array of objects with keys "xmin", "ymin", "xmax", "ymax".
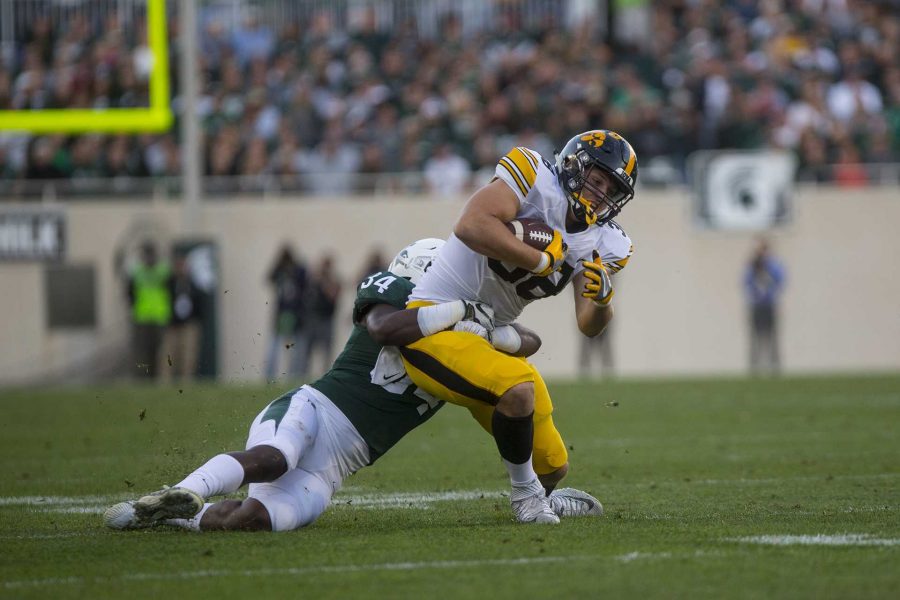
[{"xmin": 1, "ymin": 0, "xmax": 898, "ymax": 197}]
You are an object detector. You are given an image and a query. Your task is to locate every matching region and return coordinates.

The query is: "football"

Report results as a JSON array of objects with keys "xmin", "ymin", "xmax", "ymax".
[{"xmin": 505, "ymin": 218, "xmax": 555, "ymax": 251}]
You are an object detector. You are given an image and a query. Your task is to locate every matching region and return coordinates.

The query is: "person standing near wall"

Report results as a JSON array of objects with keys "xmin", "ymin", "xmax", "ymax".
[
  {"xmin": 744, "ymin": 238, "xmax": 786, "ymax": 375},
  {"xmin": 578, "ymin": 322, "xmax": 615, "ymax": 378},
  {"xmin": 296, "ymin": 253, "xmax": 342, "ymax": 379},
  {"xmin": 264, "ymin": 244, "xmax": 309, "ymax": 382},
  {"xmin": 127, "ymin": 241, "xmax": 172, "ymax": 379},
  {"xmin": 161, "ymin": 253, "xmax": 204, "ymax": 382}
]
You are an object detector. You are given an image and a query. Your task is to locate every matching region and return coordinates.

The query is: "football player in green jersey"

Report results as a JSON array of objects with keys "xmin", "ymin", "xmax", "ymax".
[{"xmin": 104, "ymin": 239, "xmax": 602, "ymax": 532}]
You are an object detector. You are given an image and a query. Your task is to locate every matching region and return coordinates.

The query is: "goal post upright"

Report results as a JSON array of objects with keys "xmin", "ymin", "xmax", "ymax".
[{"xmin": 0, "ymin": 0, "xmax": 172, "ymax": 133}]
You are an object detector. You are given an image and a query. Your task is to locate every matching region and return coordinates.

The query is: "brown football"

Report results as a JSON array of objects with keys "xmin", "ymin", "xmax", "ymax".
[{"xmin": 505, "ymin": 218, "xmax": 555, "ymax": 251}]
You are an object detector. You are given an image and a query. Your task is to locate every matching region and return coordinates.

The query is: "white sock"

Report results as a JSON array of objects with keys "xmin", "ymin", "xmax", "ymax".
[
  {"xmin": 165, "ymin": 503, "xmax": 212, "ymax": 531},
  {"xmin": 503, "ymin": 457, "xmax": 538, "ymax": 488},
  {"xmin": 176, "ymin": 454, "xmax": 245, "ymax": 499}
]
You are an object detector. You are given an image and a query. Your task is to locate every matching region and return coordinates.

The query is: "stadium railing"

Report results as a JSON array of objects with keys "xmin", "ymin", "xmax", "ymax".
[{"xmin": 2, "ymin": 163, "xmax": 898, "ymax": 202}]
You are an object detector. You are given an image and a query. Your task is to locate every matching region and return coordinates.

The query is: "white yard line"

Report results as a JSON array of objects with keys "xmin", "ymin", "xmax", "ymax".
[
  {"xmin": 3, "ymin": 551, "xmax": 722, "ymax": 589},
  {"xmin": 729, "ymin": 534, "xmax": 900, "ymax": 547},
  {"xmin": 0, "ymin": 495, "xmax": 126, "ymax": 507},
  {"xmin": 0, "ymin": 532, "xmax": 103, "ymax": 540},
  {"xmin": 2, "ymin": 471, "xmax": 897, "ymax": 509}
]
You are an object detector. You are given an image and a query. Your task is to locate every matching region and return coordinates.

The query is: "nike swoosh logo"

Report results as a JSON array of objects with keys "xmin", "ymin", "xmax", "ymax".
[{"xmin": 382, "ymin": 372, "xmax": 404, "ymax": 381}]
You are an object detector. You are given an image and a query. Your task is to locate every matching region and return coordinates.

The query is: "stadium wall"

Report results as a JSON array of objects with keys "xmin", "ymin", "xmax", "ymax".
[{"xmin": 1, "ymin": 186, "xmax": 898, "ymax": 385}]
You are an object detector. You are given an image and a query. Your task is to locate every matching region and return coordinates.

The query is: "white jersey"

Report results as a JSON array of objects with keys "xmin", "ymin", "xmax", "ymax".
[{"xmin": 411, "ymin": 146, "xmax": 634, "ymax": 325}]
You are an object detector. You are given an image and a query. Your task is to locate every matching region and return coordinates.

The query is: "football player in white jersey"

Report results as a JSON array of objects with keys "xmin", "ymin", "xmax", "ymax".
[{"xmin": 402, "ymin": 130, "xmax": 637, "ymax": 524}]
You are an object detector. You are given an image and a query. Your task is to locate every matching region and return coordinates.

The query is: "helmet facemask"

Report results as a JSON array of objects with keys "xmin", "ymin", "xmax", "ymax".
[{"xmin": 560, "ymin": 152, "xmax": 633, "ymax": 226}]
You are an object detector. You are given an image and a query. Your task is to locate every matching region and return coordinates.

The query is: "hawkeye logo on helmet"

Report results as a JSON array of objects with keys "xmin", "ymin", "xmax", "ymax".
[{"xmin": 579, "ymin": 131, "xmax": 607, "ymax": 148}]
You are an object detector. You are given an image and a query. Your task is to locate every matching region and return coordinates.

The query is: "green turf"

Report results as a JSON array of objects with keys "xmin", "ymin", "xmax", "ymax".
[{"xmin": 1, "ymin": 374, "xmax": 898, "ymax": 599}]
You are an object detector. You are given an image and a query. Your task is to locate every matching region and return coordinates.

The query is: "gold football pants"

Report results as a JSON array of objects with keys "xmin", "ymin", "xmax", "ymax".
[{"xmin": 399, "ymin": 324, "xmax": 568, "ymax": 475}]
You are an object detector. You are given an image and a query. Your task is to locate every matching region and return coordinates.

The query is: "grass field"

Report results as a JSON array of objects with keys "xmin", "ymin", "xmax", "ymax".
[{"xmin": 1, "ymin": 374, "xmax": 898, "ymax": 599}]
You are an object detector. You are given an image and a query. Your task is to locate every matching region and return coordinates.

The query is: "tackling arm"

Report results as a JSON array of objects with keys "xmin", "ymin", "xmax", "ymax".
[
  {"xmin": 364, "ymin": 304, "xmax": 423, "ymax": 346},
  {"xmin": 454, "ymin": 179, "xmax": 544, "ymax": 272},
  {"xmin": 364, "ymin": 300, "xmax": 489, "ymax": 346}
]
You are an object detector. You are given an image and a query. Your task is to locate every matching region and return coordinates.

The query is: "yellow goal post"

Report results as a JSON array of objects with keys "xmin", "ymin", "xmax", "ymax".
[{"xmin": 0, "ymin": 0, "xmax": 172, "ymax": 133}]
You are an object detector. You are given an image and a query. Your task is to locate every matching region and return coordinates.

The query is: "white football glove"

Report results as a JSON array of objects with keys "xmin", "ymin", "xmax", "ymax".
[
  {"xmin": 462, "ymin": 300, "xmax": 495, "ymax": 331},
  {"xmin": 452, "ymin": 320, "xmax": 491, "ymax": 341},
  {"xmin": 581, "ymin": 250, "xmax": 613, "ymax": 307},
  {"xmin": 490, "ymin": 325, "xmax": 522, "ymax": 354}
]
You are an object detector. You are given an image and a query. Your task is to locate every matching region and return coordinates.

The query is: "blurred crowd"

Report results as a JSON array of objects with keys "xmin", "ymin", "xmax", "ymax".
[{"xmin": 1, "ymin": 0, "xmax": 898, "ymax": 194}]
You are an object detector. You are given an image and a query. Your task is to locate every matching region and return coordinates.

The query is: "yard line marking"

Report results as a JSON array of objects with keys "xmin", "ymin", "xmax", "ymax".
[
  {"xmin": 612, "ymin": 550, "xmax": 719, "ymax": 563},
  {"xmin": 728, "ymin": 534, "xmax": 900, "ymax": 547},
  {"xmin": 2, "ymin": 551, "xmax": 725, "ymax": 589},
  {"xmin": 42, "ymin": 507, "xmax": 106, "ymax": 514},
  {"xmin": 3, "ymin": 472, "xmax": 898, "ymax": 508},
  {"xmin": 0, "ymin": 532, "xmax": 102, "ymax": 540},
  {"xmin": 4, "ymin": 490, "xmax": 505, "ymax": 514},
  {"xmin": 0, "ymin": 495, "xmax": 125, "ymax": 507},
  {"xmin": 615, "ymin": 551, "xmax": 670, "ymax": 563}
]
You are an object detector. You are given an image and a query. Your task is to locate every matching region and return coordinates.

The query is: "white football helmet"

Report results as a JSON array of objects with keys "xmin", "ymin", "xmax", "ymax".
[{"xmin": 389, "ymin": 238, "xmax": 445, "ymax": 284}]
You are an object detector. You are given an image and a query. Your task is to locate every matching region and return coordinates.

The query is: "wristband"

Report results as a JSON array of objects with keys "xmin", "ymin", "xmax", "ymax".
[
  {"xmin": 531, "ymin": 252, "xmax": 550, "ymax": 274},
  {"xmin": 416, "ymin": 300, "xmax": 466, "ymax": 336},
  {"xmin": 491, "ymin": 325, "xmax": 522, "ymax": 354}
]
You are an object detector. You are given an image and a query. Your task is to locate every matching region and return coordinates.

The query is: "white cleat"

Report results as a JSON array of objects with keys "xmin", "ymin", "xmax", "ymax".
[
  {"xmin": 510, "ymin": 479, "xmax": 560, "ymax": 524},
  {"xmin": 549, "ymin": 487, "xmax": 604, "ymax": 518},
  {"xmin": 133, "ymin": 486, "xmax": 203, "ymax": 523},
  {"xmin": 103, "ymin": 501, "xmax": 153, "ymax": 530}
]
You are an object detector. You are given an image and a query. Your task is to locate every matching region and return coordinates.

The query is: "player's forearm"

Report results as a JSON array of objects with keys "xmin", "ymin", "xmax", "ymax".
[
  {"xmin": 577, "ymin": 302, "xmax": 613, "ymax": 338},
  {"xmin": 454, "ymin": 181, "xmax": 542, "ymax": 271},
  {"xmin": 455, "ymin": 215, "xmax": 542, "ymax": 271},
  {"xmin": 366, "ymin": 302, "xmax": 467, "ymax": 346}
]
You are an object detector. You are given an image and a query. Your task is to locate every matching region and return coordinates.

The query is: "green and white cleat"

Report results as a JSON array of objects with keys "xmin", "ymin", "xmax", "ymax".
[
  {"xmin": 133, "ymin": 486, "xmax": 204, "ymax": 523},
  {"xmin": 548, "ymin": 487, "xmax": 604, "ymax": 517}
]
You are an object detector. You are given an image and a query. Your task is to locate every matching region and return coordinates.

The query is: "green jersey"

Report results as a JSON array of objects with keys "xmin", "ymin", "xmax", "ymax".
[{"xmin": 311, "ymin": 271, "xmax": 443, "ymax": 463}]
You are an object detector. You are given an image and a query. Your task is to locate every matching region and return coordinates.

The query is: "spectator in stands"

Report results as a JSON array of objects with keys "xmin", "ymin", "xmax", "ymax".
[
  {"xmin": 423, "ymin": 142, "xmax": 471, "ymax": 198},
  {"xmin": 231, "ymin": 8, "xmax": 275, "ymax": 66},
  {"xmin": 296, "ymin": 253, "xmax": 342, "ymax": 379},
  {"xmin": 827, "ymin": 64, "xmax": 884, "ymax": 124},
  {"xmin": 25, "ymin": 138, "xmax": 66, "ymax": 180},
  {"xmin": 299, "ymin": 123, "xmax": 361, "ymax": 195},
  {"xmin": 744, "ymin": 238, "xmax": 785, "ymax": 376},
  {"xmin": 127, "ymin": 241, "xmax": 172, "ymax": 380},
  {"xmin": 263, "ymin": 244, "xmax": 309, "ymax": 382}
]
